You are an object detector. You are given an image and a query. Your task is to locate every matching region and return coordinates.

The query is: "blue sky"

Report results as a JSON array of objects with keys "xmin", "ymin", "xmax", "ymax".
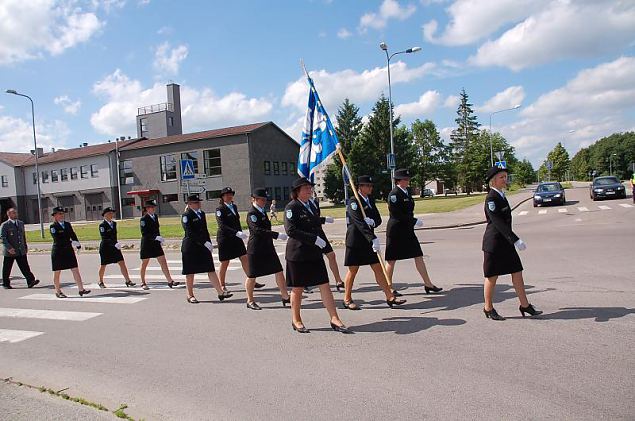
[{"xmin": 1, "ymin": 0, "xmax": 634, "ymax": 167}]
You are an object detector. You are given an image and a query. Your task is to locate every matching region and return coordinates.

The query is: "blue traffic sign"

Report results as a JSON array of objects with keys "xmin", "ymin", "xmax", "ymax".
[
  {"xmin": 494, "ymin": 160, "xmax": 507, "ymax": 169},
  {"xmin": 180, "ymin": 159, "xmax": 195, "ymax": 180}
]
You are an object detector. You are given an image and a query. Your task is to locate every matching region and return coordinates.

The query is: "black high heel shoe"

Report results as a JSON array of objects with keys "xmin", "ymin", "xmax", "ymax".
[
  {"xmin": 335, "ymin": 282, "xmax": 345, "ymax": 292},
  {"xmin": 387, "ymin": 297, "xmax": 406, "ymax": 308},
  {"xmin": 519, "ymin": 304, "xmax": 543, "ymax": 318},
  {"xmin": 78, "ymin": 289, "xmax": 91, "ymax": 297},
  {"xmin": 167, "ymin": 281, "xmax": 180, "ymax": 288},
  {"xmin": 483, "ymin": 308, "xmax": 505, "ymax": 321},
  {"xmin": 391, "ymin": 289, "xmax": 403, "ymax": 297},
  {"xmin": 55, "ymin": 291, "xmax": 67, "ymax": 299},
  {"xmin": 424, "ymin": 285, "xmax": 443, "ymax": 294},
  {"xmin": 254, "ymin": 282, "xmax": 265, "ymax": 289},
  {"xmin": 330, "ymin": 322, "xmax": 353, "ymax": 334},
  {"xmin": 292, "ymin": 322, "xmax": 310, "ymax": 333},
  {"xmin": 281, "ymin": 296, "xmax": 291, "ymax": 307},
  {"xmin": 125, "ymin": 280, "xmax": 136, "ymax": 287},
  {"xmin": 218, "ymin": 291, "xmax": 233, "ymax": 301},
  {"xmin": 247, "ymin": 301, "xmax": 262, "ymax": 310},
  {"xmin": 98, "ymin": 282, "xmax": 106, "ymax": 289}
]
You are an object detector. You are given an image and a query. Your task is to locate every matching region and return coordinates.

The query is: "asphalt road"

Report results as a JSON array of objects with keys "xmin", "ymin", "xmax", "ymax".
[{"xmin": 1, "ymin": 186, "xmax": 633, "ymax": 420}]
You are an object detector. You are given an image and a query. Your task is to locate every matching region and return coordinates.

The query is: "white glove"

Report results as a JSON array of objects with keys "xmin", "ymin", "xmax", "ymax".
[
  {"xmin": 415, "ymin": 218, "xmax": 424, "ymax": 228},
  {"xmin": 204, "ymin": 241, "xmax": 213, "ymax": 251},
  {"xmin": 114, "ymin": 242, "xmax": 122, "ymax": 250},
  {"xmin": 155, "ymin": 236, "xmax": 164, "ymax": 244},
  {"xmin": 514, "ymin": 239, "xmax": 527, "ymax": 251},
  {"xmin": 364, "ymin": 217, "xmax": 375, "ymax": 227},
  {"xmin": 314, "ymin": 237, "xmax": 327, "ymax": 249},
  {"xmin": 277, "ymin": 233, "xmax": 288, "ymax": 241},
  {"xmin": 71, "ymin": 241, "xmax": 81, "ymax": 249},
  {"xmin": 372, "ymin": 238, "xmax": 381, "ymax": 253},
  {"xmin": 324, "ymin": 216, "xmax": 334, "ymax": 224},
  {"xmin": 236, "ymin": 231, "xmax": 248, "ymax": 239}
]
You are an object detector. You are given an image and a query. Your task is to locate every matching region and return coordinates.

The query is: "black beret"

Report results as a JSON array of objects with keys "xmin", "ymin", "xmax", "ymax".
[
  {"xmin": 101, "ymin": 207, "xmax": 116, "ymax": 216},
  {"xmin": 251, "ymin": 188, "xmax": 268, "ymax": 199},
  {"xmin": 485, "ymin": 165, "xmax": 509, "ymax": 182},
  {"xmin": 144, "ymin": 200, "xmax": 157, "ymax": 207},
  {"xmin": 51, "ymin": 206, "xmax": 65, "ymax": 215},
  {"xmin": 394, "ymin": 168, "xmax": 411, "ymax": 180},
  {"xmin": 186, "ymin": 194, "xmax": 201, "ymax": 203},
  {"xmin": 357, "ymin": 175, "xmax": 374, "ymax": 185},
  {"xmin": 292, "ymin": 177, "xmax": 315, "ymax": 190}
]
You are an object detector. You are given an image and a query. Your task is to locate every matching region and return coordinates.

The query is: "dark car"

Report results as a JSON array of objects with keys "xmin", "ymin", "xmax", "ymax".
[
  {"xmin": 420, "ymin": 188, "xmax": 434, "ymax": 198},
  {"xmin": 590, "ymin": 176, "xmax": 626, "ymax": 200},
  {"xmin": 533, "ymin": 182, "xmax": 566, "ymax": 207}
]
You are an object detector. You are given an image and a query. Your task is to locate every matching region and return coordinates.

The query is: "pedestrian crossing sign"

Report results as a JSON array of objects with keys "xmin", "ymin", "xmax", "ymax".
[
  {"xmin": 180, "ymin": 159, "xmax": 195, "ymax": 180},
  {"xmin": 495, "ymin": 161, "xmax": 507, "ymax": 169}
]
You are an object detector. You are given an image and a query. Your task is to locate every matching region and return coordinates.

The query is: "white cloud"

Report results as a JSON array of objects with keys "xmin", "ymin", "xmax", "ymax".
[
  {"xmin": 359, "ymin": 0, "xmax": 416, "ymax": 31},
  {"xmin": 394, "ymin": 90, "xmax": 441, "ymax": 118},
  {"xmin": 90, "ymin": 69, "xmax": 273, "ymax": 137},
  {"xmin": 476, "ymin": 86, "xmax": 524, "ymax": 114},
  {"xmin": 0, "ymin": 0, "xmax": 103, "ymax": 65},
  {"xmin": 282, "ymin": 62, "xmax": 436, "ymax": 113},
  {"xmin": 54, "ymin": 95, "xmax": 82, "ymax": 115},
  {"xmin": 337, "ymin": 28, "xmax": 352, "ymax": 39},
  {"xmin": 469, "ymin": 1, "xmax": 635, "ymax": 70},
  {"xmin": 0, "ymin": 114, "xmax": 70, "ymax": 152},
  {"xmin": 153, "ymin": 42, "xmax": 188, "ymax": 75},
  {"xmin": 156, "ymin": 26, "xmax": 173, "ymax": 35},
  {"xmin": 443, "ymin": 94, "xmax": 459, "ymax": 108}
]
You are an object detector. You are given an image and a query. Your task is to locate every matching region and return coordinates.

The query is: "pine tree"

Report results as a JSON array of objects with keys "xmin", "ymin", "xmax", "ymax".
[
  {"xmin": 411, "ymin": 119, "xmax": 447, "ymax": 191},
  {"xmin": 449, "ymin": 88, "xmax": 480, "ymax": 192}
]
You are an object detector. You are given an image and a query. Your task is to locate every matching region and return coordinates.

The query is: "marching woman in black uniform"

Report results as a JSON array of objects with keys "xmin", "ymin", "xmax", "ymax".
[
  {"xmin": 385, "ymin": 168, "xmax": 442, "ymax": 296},
  {"xmin": 244, "ymin": 188, "xmax": 291, "ymax": 310},
  {"xmin": 139, "ymin": 200, "xmax": 179, "ymax": 290},
  {"xmin": 49, "ymin": 207, "xmax": 90, "ymax": 298},
  {"xmin": 482, "ymin": 166, "xmax": 542, "ymax": 320},
  {"xmin": 215, "ymin": 187, "xmax": 261, "ymax": 293},
  {"xmin": 308, "ymin": 192, "xmax": 345, "ymax": 292},
  {"xmin": 343, "ymin": 176, "xmax": 406, "ymax": 310},
  {"xmin": 97, "ymin": 207, "xmax": 135, "ymax": 289},
  {"xmin": 182, "ymin": 194, "xmax": 232, "ymax": 304},
  {"xmin": 284, "ymin": 177, "xmax": 350, "ymax": 334}
]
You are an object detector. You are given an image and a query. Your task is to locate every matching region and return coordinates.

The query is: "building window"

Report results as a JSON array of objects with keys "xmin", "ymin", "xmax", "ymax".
[
  {"xmin": 122, "ymin": 198, "xmax": 135, "ymax": 207},
  {"xmin": 51, "ymin": 170, "xmax": 59, "ymax": 183},
  {"xmin": 273, "ymin": 161, "xmax": 280, "ymax": 175},
  {"xmin": 265, "ymin": 187, "xmax": 272, "ymax": 197},
  {"xmin": 203, "ymin": 149, "xmax": 221, "ymax": 176},
  {"xmin": 168, "ymin": 116, "xmax": 174, "ymax": 127},
  {"xmin": 60, "ymin": 168, "xmax": 68, "ymax": 181},
  {"xmin": 42, "ymin": 171, "xmax": 49, "ymax": 183},
  {"xmin": 70, "ymin": 167, "xmax": 78, "ymax": 180},
  {"xmin": 32, "ymin": 172, "xmax": 37, "ymax": 184},
  {"xmin": 120, "ymin": 160, "xmax": 134, "ymax": 185},
  {"xmin": 283, "ymin": 186, "xmax": 289, "ymax": 200},
  {"xmin": 180, "ymin": 152, "xmax": 199, "ymax": 175},
  {"xmin": 274, "ymin": 187, "xmax": 281, "ymax": 201},
  {"xmin": 264, "ymin": 161, "xmax": 271, "ymax": 175},
  {"xmin": 281, "ymin": 162, "xmax": 288, "ymax": 175},
  {"xmin": 290, "ymin": 162, "xmax": 296, "ymax": 174},
  {"xmin": 80, "ymin": 165, "xmax": 88, "ymax": 179},
  {"xmin": 140, "ymin": 118, "xmax": 148, "ymax": 135},
  {"xmin": 1, "ymin": 175, "xmax": 7, "ymax": 188},
  {"xmin": 206, "ymin": 190, "xmax": 222, "ymax": 200},
  {"xmin": 90, "ymin": 164, "xmax": 98, "ymax": 177},
  {"xmin": 162, "ymin": 194, "xmax": 178, "ymax": 203},
  {"xmin": 160, "ymin": 154, "xmax": 177, "ymax": 181}
]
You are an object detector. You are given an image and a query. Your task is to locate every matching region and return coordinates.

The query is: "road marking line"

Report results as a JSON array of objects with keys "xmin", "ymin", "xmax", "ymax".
[
  {"xmin": 518, "ymin": 211, "xmax": 528, "ymax": 216},
  {"xmin": 538, "ymin": 210, "xmax": 547, "ymax": 215},
  {"xmin": 76, "ymin": 283, "xmax": 185, "ymax": 290},
  {"xmin": 619, "ymin": 203, "xmax": 633, "ymax": 208},
  {"xmin": 104, "ymin": 274, "xmax": 226, "ymax": 280},
  {"xmin": 0, "ymin": 329, "xmax": 44, "ymax": 343},
  {"xmin": 18, "ymin": 294, "xmax": 147, "ymax": 304},
  {"xmin": 578, "ymin": 207, "xmax": 589, "ymax": 212},
  {"xmin": 558, "ymin": 208, "xmax": 568, "ymax": 213},
  {"xmin": 0, "ymin": 307, "xmax": 102, "ymax": 321},
  {"xmin": 598, "ymin": 205, "xmax": 611, "ymax": 210},
  {"xmin": 133, "ymin": 266, "xmax": 241, "ymax": 272}
]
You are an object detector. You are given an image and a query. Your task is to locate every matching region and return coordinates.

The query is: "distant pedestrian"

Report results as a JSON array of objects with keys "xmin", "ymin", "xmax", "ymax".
[
  {"xmin": 631, "ymin": 173, "xmax": 635, "ymax": 203},
  {"xmin": 1, "ymin": 208, "xmax": 39, "ymax": 289},
  {"xmin": 97, "ymin": 207, "xmax": 135, "ymax": 289},
  {"xmin": 49, "ymin": 207, "xmax": 90, "ymax": 298},
  {"xmin": 482, "ymin": 165, "xmax": 542, "ymax": 320},
  {"xmin": 139, "ymin": 200, "xmax": 179, "ymax": 290},
  {"xmin": 269, "ymin": 199, "xmax": 278, "ymax": 221}
]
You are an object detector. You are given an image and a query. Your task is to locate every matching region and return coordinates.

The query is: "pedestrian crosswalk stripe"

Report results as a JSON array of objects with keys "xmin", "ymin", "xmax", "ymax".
[
  {"xmin": 132, "ymin": 266, "xmax": 242, "ymax": 272},
  {"xmin": 558, "ymin": 208, "xmax": 568, "ymax": 213},
  {"xmin": 538, "ymin": 210, "xmax": 547, "ymax": 214},
  {"xmin": 77, "ymin": 282, "xmax": 184, "ymax": 290},
  {"xmin": 0, "ymin": 307, "xmax": 102, "ymax": 321},
  {"xmin": 578, "ymin": 207, "xmax": 589, "ymax": 212},
  {"xmin": 598, "ymin": 205, "xmax": 611, "ymax": 210},
  {"xmin": 619, "ymin": 203, "xmax": 633, "ymax": 208},
  {"xmin": 104, "ymin": 274, "xmax": 211, "ymax": 280},
  {"xmin": 18, "ymin": 294, "xmax": 147, "ymax": 304},
  {"xmin": 518, "ymin": 211, "xmax": 528, "ymax": 216},
  {"xmin": 0, "ymin": 329, "xmax": 44, "ymax": 343}
]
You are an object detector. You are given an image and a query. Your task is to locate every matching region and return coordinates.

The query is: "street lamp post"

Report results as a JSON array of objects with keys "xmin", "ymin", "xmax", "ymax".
[
  {"xmin": 380, "ymin": 42, "xmax": 421, "ymax": 187},
  {"xmin": 609, "ymin": 153, "xmax": 617, "ymax": 176},
  {"xmin": 488, "ymin": 105, "xmax": 521, "ymax": 166},
  {"xmin": 5, "ymin": 89, "xmax": 45, "ymax": 238}
]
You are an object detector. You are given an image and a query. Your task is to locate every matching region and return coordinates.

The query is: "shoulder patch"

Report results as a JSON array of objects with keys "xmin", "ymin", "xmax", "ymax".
[
  {"xmin": 286, "ymin": 209, "xmax": 293, "ymax": 219},
  {"xmin": 216, "ymin": 210, "xmax": 222, "ymax": 217},
  {"xmin": 99, "ymin": 226, "xmax": 105, "ymax": 233},
  {"xmin": 350, "ymin": 202, "xmax": 358, "ymax": 211},
  {"xmin": 140, "ymin": 220, "xmax": 145, "ymax": 227},
  {"xmin": 250, "ymin": 214, "xmax": 258, "ymax": 223},
  {"xmin": 50, "ymin": 227, "xmax": 56, "ymax": 234},
  {"xmin": 182, "ymin": 216, "xmax": 188, "ymax": 223},
  {"xmin": 487, "ymin": 201, "xmax": 496, "ymax": 212},
  {"xmin": 390, "ymin": 195, "xmax": 397, "ymax": 203}
]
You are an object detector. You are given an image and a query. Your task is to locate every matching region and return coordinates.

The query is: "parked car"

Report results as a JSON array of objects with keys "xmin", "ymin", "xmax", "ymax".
[
  {"xmin": 444, "ymin": 189, "xmax": 458, "ymax": 196},
  {"xmin": 421, "ymin": 188, "xmax": 435, "ymax": 198},
  {"xmin": 533, "ymin": 182, "xmax": 566, "ymax": 207},
  {"xmin": 590, "ymin": 176, "xmax": 626, "ymax": 201}
]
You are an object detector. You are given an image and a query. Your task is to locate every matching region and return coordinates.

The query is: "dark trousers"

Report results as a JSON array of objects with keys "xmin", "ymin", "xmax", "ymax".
[{"xmin": 2, "ymin": 255, "xmax": 36, "ymax": 286}]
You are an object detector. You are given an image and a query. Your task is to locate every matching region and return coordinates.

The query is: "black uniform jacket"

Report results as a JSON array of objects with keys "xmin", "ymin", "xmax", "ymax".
[
  {"xmin": 386, "ymin": 186, "xmax": 417, "ymax": 238},
  {"xmin": 215, "ymin": 202, "xmax": 247, "ymax": 260},
  {"xmin": 246, "ymin": 205, "xmax": 280, "ymax": 254},
  {"xmin": 140, "ymin": 213, "xmax": 163, "ymax": 259},
  {"xmin": 482, "ymin": 189, "xmax": 519, "ymax": 253},
  {"xmin": 50, "ymin": 220, "xmax": 78, "ymax": 249},
  {"xmin": 99, "ymin": 220, "xmax": 118, "ymax": 248},
  {"xmin": 182, "ymin": 208, "xmax": 211, "ymax": 250},
  {"xmin": 284, "ymin": 199, "xmax": 323, "ymax": 262},
  {"xmin": 346, "ymin": 195, "xmax": 381, "ymax": 249}
]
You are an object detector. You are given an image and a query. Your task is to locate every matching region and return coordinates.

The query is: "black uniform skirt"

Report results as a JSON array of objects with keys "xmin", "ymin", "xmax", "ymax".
[
  {"xmin": 318, "ymin": 230, "xmax": 333, "ymax": 254},
  {"xmin": 99, "ymin": 244, "xmax": 124, "ymax": 266},
  {"xmin": 385, "ymin": 232, "xmax": 423, "ymax": 261},
  {"xmin": 140, "ymin": 238, "xmax": 164, "ymax": 260},
  {"xmin": 483, "ymin": 247, "xmax": 523, "ymax": 277},
  {"xmin": 217, "ymin": 237, "xmax": 247, "ymax": 262},
  {"xmin": 345, "ymin": 245, "xmax": 379, "ymax": 267},
  {"xmin": 247, "ymin": 247, "xmax": 283, "ymax": 278},
  {"xmin": 182, "ymin": 242, "xmax": 215, "ymax": 275},
  {"xmin": 286, "ymin": 259, "xmax": 328, "ymax": 287},
  {"xmin": 51, "ymin": 246, "xmax": 78, "ymax": 271}
]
